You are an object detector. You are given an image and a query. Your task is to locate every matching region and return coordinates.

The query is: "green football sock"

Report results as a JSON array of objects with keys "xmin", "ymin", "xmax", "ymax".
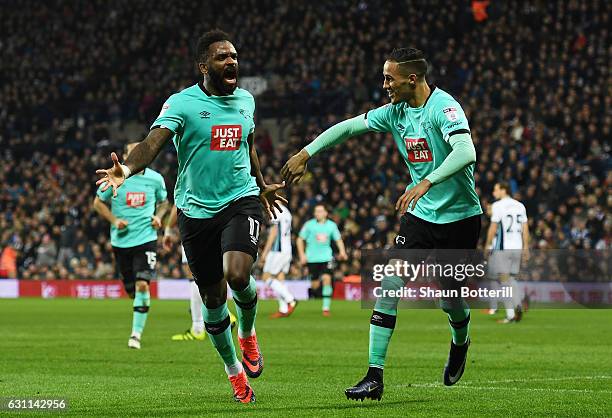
[
  {"xmin": 441, "ymin": 298, "xmax": 470, "ymax": 345},
  {"xmin": 232, "ymin": 276, "xmax": 258, "ymax": 338},
  {"xmin": 132, "ymin": 290, "xmax": 150, "ymax": 335},
  {"xmin": 203, "ymin": 302, "xmax": 239, "ymax": 367},
  {"xmin": 368, "ymin": 308, "xmax": 397, "ymax": 368},
  {"xmin": 322, "ymin": 285, "xmax": 333, "ymax": 311},
  {"xmin": 368, "ymin": 275, "xmax": 403, "ymax": 368}
]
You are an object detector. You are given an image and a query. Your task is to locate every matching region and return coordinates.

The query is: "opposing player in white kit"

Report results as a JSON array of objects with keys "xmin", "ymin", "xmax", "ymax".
[
  {"xmin": 485, "ymin": 183, "xmax": 530, "ymax": 323},
  {"xmin": 163, "ymin": 205, "xmax": 236, "ymax": 340},
  {"xmin": 259, "ymin": 203, "xmax": 298, "ymax": 318}
]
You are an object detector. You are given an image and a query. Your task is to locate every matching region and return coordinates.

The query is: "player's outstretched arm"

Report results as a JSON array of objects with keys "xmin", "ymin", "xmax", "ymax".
[
  {"xmin": 95, "ymin": 128, "xmax": 173, "ymax": 196},
  {"xmin": 281, "ymin": 114, "xmax": 369, "ymax": 184},
  {"xmin": 248, "ymin": 133, "xmax": 287, "ymax": 220}
]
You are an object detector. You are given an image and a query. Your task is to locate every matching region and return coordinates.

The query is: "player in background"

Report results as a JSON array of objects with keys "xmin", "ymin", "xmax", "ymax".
[
  {"xmin": 485, "ymin": 182, "xmax": 530, "ymax": 323},
  {"xmin": 95, "ymin": 30, "xmax": 285, "ymax": 403},
  {"xmin": 283, "ymin": 48, "xmax": 482, "ymax": 400},
  {"xmin": 258, "ymin": 202, "xmax": 298, "ymax": 318},
  {"xmin": 93, "ymin": 142, "xmax": 169, "ymax": 349},
  {"xmin": 163, "ymin": 205, "xmax": 236, "ymax": 340},
  {"xmin": 297, "ymin": 204, "xmax": 348, "ymax": 317}
]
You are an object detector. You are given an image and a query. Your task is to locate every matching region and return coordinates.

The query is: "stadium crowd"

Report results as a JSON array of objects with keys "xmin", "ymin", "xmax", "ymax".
[{"xmin": 0, "ymin": 0, "xmax": 609, "ymax": 281}]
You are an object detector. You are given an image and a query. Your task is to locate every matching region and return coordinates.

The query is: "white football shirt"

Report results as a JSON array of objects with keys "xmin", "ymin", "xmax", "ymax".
[{"xmin": 491, "ymin": 197, "xmax": 528, "ymax": 250}]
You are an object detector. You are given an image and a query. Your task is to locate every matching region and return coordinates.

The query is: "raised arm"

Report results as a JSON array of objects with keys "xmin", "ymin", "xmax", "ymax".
[{"xmin": 281, "ymin": 114, "xmax": 369, "ymax": 184}]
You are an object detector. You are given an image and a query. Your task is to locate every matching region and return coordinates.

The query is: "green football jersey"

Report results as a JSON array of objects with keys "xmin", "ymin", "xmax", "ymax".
[
  {"xmin": 151, "ymin": 83, "xmax": 260, "ymax": 219},
  {"xmin": 97, "ymin": 168, "xmax": 167, "ymax": 248},
  {"xmin": 366, "ymin": 86, "xmax": 482, "ymax": 223},
  {"xmin": 299, "ymin": 219, "xmax": 341, "ymax": 263}
]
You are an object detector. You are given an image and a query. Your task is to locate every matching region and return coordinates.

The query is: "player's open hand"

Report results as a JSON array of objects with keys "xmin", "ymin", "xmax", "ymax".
[
  {"xmin": 396, "ymin": 179, "xmax": 432, "ymax": 214},
  {"xmin": 259, "ymin": 182, "xmax": 287, "ymax": 220},
  {"xmin": 281, "ymin": 149, "xmax": 310, "ymax": 185},
  {"xmin": 114, "ymin": 219, "xmax": 128, "ymax": 230},
  {"xmin": 96, "ymin": 152, "xmax": 127, "ymax": 197}
]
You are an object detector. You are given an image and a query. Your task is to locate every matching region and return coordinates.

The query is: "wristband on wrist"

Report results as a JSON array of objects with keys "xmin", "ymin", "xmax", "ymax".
[{"xmin": 120, "ymin": 164, "xmax": 131, "ymax": 178}]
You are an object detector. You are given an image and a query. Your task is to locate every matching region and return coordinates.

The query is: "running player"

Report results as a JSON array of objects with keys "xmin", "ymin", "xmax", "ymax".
[
  {"xmin": 485, "ymin": 182, "xmax": 530, "ymax": 323},
  {"xmin": 95, "ymin": 30, "xmax": 285, "ymax": 403},
  {"xmin": 163, "ymin": 205, "xmax": 236, "ymax": 340},
  {"xmin": 282, "ymin": 48, "xmax": 482, "ymax": 400},
  {"xmin": 297, "ymin": 204, "xmax": 347, "ymax": 316},
  {"xmin": 259, "ymin": 202, "xmax": 297, "ymax": 318},
  {"xmin": 92, "ymin": 142, "xmax": 169, "ymax": 349}
]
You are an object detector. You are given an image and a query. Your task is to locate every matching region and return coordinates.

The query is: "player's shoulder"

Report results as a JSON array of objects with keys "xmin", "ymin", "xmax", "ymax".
[
  {"xmin": 143, "ymin": 168, "xmax": 164, "ymax": 181},
  {"xmin": 164, "ymin": 84, "xmax": 202, "ymax": 105},
  {"xmin": 233, "ymin": 87, "xmax": 255, "ymax": 104}
]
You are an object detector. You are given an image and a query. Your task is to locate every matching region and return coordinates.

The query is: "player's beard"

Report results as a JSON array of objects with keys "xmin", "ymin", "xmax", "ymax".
[{"xmin": 208, "ymin": 66, "xmax": 238, "ymax": 95}]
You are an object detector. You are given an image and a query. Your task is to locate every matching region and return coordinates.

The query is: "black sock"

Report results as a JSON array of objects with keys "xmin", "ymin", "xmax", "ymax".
[{"xmin": 366, "ymin": 366, "xmax": 383, "ymax": 382}]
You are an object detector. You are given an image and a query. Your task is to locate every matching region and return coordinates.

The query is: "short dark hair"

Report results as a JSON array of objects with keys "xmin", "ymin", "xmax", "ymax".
[
  {"xmin": 196, "ymin": 29, "xmax": 231, "ymax": 62},
  {"xmin": 314, "ymin": 203, "xmax": 327, "ymax": 212},
  {"xmin": 387, "ymin": 47, "xmax": 428, "ymax": 78},
  {"xmin": 496, "ymin": 182, "xmax": 511, "ymax": 193}
]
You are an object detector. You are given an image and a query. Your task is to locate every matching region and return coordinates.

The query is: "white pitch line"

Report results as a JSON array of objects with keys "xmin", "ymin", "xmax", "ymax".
[
  {"xmin": 464, "ymin": 375, "xmax": 612, "ymax": 385},
  {"xmin": 400, "ymin": 376, "xmax": 612, "ymax": 393},
  {"xmin": 402, "ymin": 383, "xmax": 612, "ymax": 394}
]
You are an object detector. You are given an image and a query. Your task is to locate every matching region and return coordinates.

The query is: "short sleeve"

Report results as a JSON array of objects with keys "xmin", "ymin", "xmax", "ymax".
[
  {"xmin": 156, "ymin": 177, "xmax": 168, "ymax": 202},
  {"xmin": 432, "ymin": 99, "xmax": 470, "ymax": 142},
  {"xmin": 331, "ymin": 222, "xmax": 341, "ymax": 240},
  {"xmin": 96, "ymin": 184, "xmax": 112, "ymax": 203},
  {"xmin": 365, "ymin": 104, "xmax": 394, "ymax": 133},
  {"xmin": 299, "ymin": 223, "xmax": 310, "ymax": 239},
  {"xmin": 520, "ymin": 204, "xmax": 528, "ymax": 222},
  {"xmin": 151, "ymin": 94, "xmax": 184, "ymax": 134},
  {"xmin": 491, "ymin": 203, "xmax": 501, "ymax": 223}
]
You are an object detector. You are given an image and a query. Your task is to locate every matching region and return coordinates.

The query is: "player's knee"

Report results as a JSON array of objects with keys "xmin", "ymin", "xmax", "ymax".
[
  {"xmin": 224, "ymin": 267, "xmax": 250, "ymax": 289},
  {"xmin": 322, "ymin": 274, "xmax": 332, "ymax": 286},
  {"xmin": 135, "ymin": 280, "xmax": 149, "ymax": 292}
]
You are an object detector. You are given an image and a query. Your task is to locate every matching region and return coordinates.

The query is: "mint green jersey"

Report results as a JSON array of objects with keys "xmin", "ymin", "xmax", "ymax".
[
  {"xmin": 366, "ymin": 86, "xmax": 482, "ymax": 223},
  {"xmin": 299, "ymin": 219, "xmax": 341, "ymax": 263},
  {"xmin": 151, "ymin": 83, "xmax": 260, "ymax": 219},
  {"xmin": 97, "ymin": 168, "xmax": 167, "ymax": 248}
]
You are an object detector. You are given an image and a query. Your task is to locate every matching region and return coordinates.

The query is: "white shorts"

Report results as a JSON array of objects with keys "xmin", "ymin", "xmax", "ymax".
[
  {"xmin": 181, "ymin": 244, "xmax": 188, "ymax": 264},
  {"xmin": 488, "ymin": 250, "xmax": 521, "ymax": 276},
  {"xmin": 263, "ymin": 252, "xmax": 292, "ymax": 275}
]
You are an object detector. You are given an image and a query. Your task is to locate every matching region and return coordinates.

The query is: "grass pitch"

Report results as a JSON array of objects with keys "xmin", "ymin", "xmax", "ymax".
[{"xmin": 1, "ymin": 298, "xmax": 611, "ymax": 417}]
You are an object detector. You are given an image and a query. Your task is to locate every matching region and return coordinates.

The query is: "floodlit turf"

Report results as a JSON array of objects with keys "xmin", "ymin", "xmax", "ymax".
[{"xmin": 1, "ymin": 298, "xmax": 611, "ymax": 417}]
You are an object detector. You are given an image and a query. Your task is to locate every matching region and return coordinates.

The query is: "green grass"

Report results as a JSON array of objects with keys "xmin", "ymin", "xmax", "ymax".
[{"xmin": 1, "ymin": 299, "xmax": 611, "ymax": 417}]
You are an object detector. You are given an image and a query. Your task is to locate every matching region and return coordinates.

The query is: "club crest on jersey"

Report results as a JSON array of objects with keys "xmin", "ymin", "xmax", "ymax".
[
  {"xmin": 211, "ymin": 125, "xmax": 242, "ymax": 151},
  {"xmin": 443, "ymin": 107, "xmax": 458, "ymax": 122},
  {"xmin": 404, "ymin": 138, "xmax": 433, "ymax": 162},
  {"xmin": 126, "ymin": 192, "xmax": 146, "ymax": 207}
]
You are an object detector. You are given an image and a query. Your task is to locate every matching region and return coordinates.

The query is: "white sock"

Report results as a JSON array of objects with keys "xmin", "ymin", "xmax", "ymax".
[
  {"xmin": 267, "ymin": 278, "xmax": 295, "ymax": 304},
  {"xmin": 279, "ymin": 300, "xmax": 289, "ymax": 314},
  {"xmin": 238, "ymin": 327, "xmax": 255, "ymax": 339},
  {"xmin": 225, "ymin": 361, "xmax": 243, "ymax": 377},
  {"xmin": 190, "ymin": 280, "xmax": 204, "ymax": 335}
]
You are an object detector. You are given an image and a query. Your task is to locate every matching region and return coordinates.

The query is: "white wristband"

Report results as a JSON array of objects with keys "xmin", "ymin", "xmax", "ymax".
[{"xmin": 120, "ymin": 164, "xmax": 131, "ymax": 178}]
